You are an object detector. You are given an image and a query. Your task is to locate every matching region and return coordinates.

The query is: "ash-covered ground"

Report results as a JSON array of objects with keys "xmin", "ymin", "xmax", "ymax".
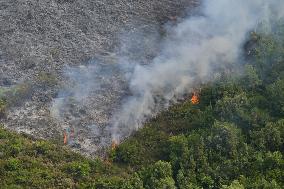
[{"xmin": 0, "ymin": 0, "xmax": 198, "ymax": 156}]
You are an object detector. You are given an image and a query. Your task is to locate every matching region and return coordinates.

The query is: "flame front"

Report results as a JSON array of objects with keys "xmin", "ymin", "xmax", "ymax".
[
  {"xmin": 191, "ymin": 93, "xmax": 199, "ymax": 105},
  {"xmin": 63, "ymin": 131, "xmax": 68, "ymax": 145},
  {"xmin": 111, "ymin": 141, "xmax": 118, "ymax": 150}
]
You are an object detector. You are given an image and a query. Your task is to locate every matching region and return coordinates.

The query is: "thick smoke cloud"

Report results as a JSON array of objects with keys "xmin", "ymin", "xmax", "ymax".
[
  {"xmin": 109, "ymin": 0, "xmax": 284, "ymax": 142},
  {"xmin": 51, "ymin": 0, "xmax": 284, "ymax": 148}
]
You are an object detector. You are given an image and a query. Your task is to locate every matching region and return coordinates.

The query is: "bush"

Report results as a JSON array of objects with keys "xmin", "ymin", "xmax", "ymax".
[
  {"xmin": 140, "ymin": 161, "xmax": 176, "ymax": 189},
  {"xmin": 64, "ymin": 161, "xmax": 91, "ymax": 179},
  {"xmin": 34, "ymin": 141, "xmax": 53, "ymax": 155},
  {"xmin": 5, "ymin": 158, "xmax": 21, "ymax": 171},
  {"xmin": 36, "ymin": 72, "xmax": 58, "ymax": 88},
  {"xmin": 0, "ymin": 99, "xmax": 6, "ymax": 118}
]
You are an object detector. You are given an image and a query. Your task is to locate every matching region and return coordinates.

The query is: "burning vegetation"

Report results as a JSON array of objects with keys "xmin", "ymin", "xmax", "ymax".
[
  {"xmin": 63, "ymin": 127, "xmax": 75, "ymax": 145},
  {"xmin": 111, "ymin": 140, "xmax": 118, "ymax": 150},
  {"xmin": 191, "ymin": 92, "xmax": 199, "ymax": 105},
  {"xmin": 1, "ymin": 0, "xmax": 284, "ymax": 187}
]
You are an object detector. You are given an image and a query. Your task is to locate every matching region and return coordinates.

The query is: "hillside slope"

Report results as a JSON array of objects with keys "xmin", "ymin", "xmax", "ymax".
[
  {"xmin": 1, "ymin": 26, "xmax": 284, "ymax": 188},
  {"xmin": 0, "ymin": 0, "xmax": 198, "ymax": 156}
]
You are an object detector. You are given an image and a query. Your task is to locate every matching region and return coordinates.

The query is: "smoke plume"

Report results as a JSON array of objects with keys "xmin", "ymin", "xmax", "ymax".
[
  {"xmin": 51, "ymin": 0, "xmax": 284, "ymax": 148},
  {"xmin": 109, "ymin": 0, "xmax": 284, "ymax": 142}
]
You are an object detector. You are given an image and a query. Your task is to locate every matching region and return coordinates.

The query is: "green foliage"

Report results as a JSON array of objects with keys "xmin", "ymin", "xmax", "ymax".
[
  {"xmin": 215, "ymin": 92, "xmax": 250, "ymax": 127},
  {"xmin": 35, "ymin": 141, "xmax": 53, "ymax": 155},
  {"xmin": 5, "ymin": 158, "xmax": 21, "ymax": 171},
  {"xmin": 0, "ymin": 126, "xmax": 128, "ymax": 188},
  {"xmin": 140, "ymin": 161, "xmax": 176, "ymax": 189},
  {"xmin": 7, "ymin": 83, "xmax": 32, "ymax": 106},
  {"xmin": 111, "ymin": 24, "xmax": 284, "ymax": 188},
  {"xmin": 208, "ymin": 121, "xmax": 241, "ymax": 159},
  {"xmin": 0, "ymin": 83, "xmax": 33, "ymax": 108},
  {"xmin": 64, "ymin": 161, "xmax": 91, "ymax": 179},
  {"xmin": 251, "ymin": 121, "xmax": 283, "ymax": 151},
  {"xmin": 242, "ymin": 65, "xmax": 262, "ymax": 88},
  {"xmin": 114, "ymin": 140, "xmax": 145, "ymax": 165},
  {"xmin": 267, "ymin": 79, "xmax": 284, "ymax": 117},
  {"xmin": 114, "ymin": 125, "xmax": 169, "ymax": 166},
  {"xmin": 0, "ymin": 99, "xmax": 7, "ymax": 118},
  {"xmin": 222, "ymin": 180, "xmax": 244, "ymax": 189},
  {"xmin": 1, "ymin": 19, "xmax": 284, "ymax": 189},
  {"xmin": 121, "ymin": 173, "xmax": 144, "ymax": 189},
  {"xmin": 36, "ymin": 72, "xmax": 58, "ymax": 88}
]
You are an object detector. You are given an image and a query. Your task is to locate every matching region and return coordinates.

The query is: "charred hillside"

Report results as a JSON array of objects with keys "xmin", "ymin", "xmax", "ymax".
[
  {"xmin": 0, "ymin": 0, "xmax": 198, "ymax": 156},
  {"xmin": 0, "ymin": 0, "xmax": 283, "ymax": 188},
  {"xmin": 0, "ymin": 28, "xmax": 283, "ymax": 187}
]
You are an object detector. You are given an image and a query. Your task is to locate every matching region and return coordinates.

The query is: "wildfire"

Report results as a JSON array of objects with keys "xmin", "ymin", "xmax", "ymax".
[
  {"xmin": 63, "ymin": 130, "xmax": 68, "ymax": 145},
  {"xmin": 63, "ymin": 127, "xmax": 75, "ymax": 145},
  {"xmin": 191, "ymin": 92, "xmax": 199, "ymax": 105},
  {"xmin": 111, "ymin": 140, "xmax": 118, "ymax": 150}
]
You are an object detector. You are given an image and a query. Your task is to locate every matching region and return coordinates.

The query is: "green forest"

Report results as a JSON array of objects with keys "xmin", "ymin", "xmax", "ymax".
[{"xmin": 1, "ymin": 23, "xmax": 284, "ymax": 188}]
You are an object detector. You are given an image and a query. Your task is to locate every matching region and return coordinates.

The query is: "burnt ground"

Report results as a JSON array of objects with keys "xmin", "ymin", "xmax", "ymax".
[{"xmin": 0, "ymin": 0, "xmax": 198, "ymax": 156}]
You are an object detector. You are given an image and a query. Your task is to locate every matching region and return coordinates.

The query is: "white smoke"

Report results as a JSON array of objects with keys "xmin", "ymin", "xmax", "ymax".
[
  {"xmin": 50, "ymin": 63, "xmax": 103, "ymax": 120},
  {"xmin": 109, "ymin": 0, "xmax": 284, "ymax": 142},
  {"xmin": 50, "ymin": 0, "xmax": 284, "ymax": 149}
]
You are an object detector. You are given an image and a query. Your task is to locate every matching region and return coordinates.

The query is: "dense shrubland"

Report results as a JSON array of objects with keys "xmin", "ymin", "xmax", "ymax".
[{"xmin": 1, "ymin": 25, "xmax": 284, "ymax": 188}]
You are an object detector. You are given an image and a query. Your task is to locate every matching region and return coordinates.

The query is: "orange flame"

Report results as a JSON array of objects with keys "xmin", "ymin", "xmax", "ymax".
[
  {"xmin": 191, "ymin": 92, "xmax": 199, "ymax": 105},
  {"xmin": 111, "ymin": 141, "xmax": 118, "ymax": 150},
  {"xmin": 63, "ymin": 131, "xmax": 68, "ymax": 145}
]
